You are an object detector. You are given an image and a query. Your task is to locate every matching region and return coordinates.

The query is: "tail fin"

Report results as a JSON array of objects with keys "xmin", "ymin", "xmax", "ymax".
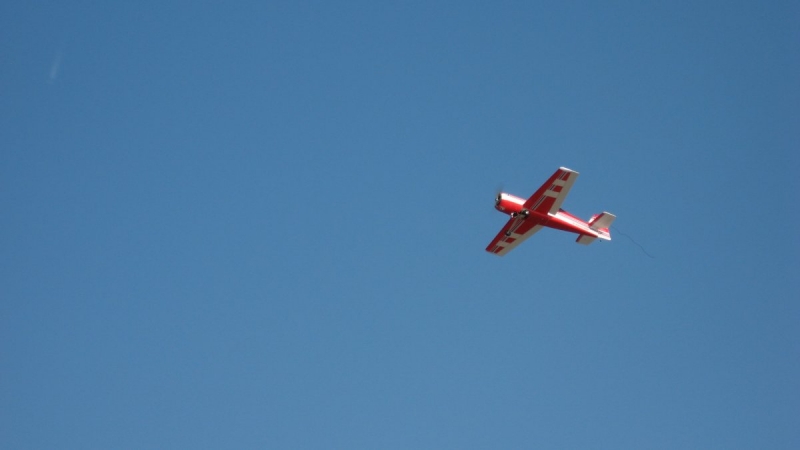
[
  {"xmin": 589, "ymin": 212, "xmax": 616, "ymax": 231},
  {"xmin": 576, "ymin": 212, "xmax": 616, "ymax": 245}
]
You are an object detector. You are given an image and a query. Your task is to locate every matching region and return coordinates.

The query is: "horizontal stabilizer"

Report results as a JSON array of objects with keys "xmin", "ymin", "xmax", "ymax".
[
  {"xmin": 576, "ymin": 234, "xmax": 597, "ymax": 245},
  {"xmin": 589, "ymin": 212, "xmax": 616, "ymax": 231}
]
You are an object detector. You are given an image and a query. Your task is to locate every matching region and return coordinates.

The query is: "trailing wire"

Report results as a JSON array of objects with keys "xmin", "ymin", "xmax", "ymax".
[{"xmin": 612, "ymin": 225, "xmax": 655, "ymax": 259}]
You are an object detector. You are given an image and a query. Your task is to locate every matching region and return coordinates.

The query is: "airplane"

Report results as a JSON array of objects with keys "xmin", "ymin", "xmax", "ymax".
[{"xmin": 486, "ymin": 167, "xmax": 615, "ymax": 256}]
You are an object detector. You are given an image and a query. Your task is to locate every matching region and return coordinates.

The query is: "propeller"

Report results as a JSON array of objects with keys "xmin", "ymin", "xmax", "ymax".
[{"xmin": 494, "ymin": 184, "xmax": 504, "ymax": 205}]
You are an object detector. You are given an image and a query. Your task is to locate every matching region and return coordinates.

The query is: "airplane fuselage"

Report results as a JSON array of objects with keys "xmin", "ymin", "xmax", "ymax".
[{"xmin": 495, "ymin": 193, "xmax": 603, "ymax": 239}]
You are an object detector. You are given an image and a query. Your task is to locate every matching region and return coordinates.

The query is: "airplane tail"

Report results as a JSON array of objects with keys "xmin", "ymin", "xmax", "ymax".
[{"xmin": 576, "ymin": 212, "xmax": 616, "ymax": 245}]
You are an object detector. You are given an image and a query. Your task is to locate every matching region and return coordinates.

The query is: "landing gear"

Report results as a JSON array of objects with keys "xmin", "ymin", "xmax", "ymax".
[
  {"xmin": 506, "ymin": 210, "xmax": 530, "ymax": 236},
  {"xmin": 510, "ymin": 210, "xmax": 530, "ymax": 219}
]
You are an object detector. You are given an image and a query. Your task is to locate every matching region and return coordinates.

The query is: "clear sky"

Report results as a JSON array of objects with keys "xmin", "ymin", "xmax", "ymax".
[{"xmin": 2, "ymin": 1, "xmax": 798, "ymax": 448}]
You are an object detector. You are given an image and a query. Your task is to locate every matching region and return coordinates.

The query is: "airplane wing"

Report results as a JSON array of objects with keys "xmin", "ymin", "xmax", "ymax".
[
  {"xmin": 523, "ymin": 167, "xmax": 579, "ymax": 215},
  {"xmin": 486, "ymin": 216, "xmax": 545, "ymax": 256}
]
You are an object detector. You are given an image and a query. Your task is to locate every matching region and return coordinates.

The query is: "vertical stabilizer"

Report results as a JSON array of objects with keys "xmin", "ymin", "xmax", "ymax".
[{"xmin": 589, "ymin": 212, "xmax": 616, "ymax": 231}]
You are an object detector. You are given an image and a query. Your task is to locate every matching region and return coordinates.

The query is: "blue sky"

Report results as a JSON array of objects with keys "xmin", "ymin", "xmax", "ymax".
[{"xmin": 2, "ymin": 1, "xmax": 798, "ymax": 448}]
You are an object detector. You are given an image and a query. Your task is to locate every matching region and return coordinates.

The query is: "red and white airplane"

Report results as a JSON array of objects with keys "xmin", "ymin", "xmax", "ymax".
[{"xmin": 486, "ymin": 167, "xmax": 615, "ymax": 256}]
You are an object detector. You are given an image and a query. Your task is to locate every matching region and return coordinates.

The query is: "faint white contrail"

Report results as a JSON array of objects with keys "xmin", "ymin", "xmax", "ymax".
[{"xmin": 49, "ymin": 51, "xmax": 63, "ymax": 83}]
